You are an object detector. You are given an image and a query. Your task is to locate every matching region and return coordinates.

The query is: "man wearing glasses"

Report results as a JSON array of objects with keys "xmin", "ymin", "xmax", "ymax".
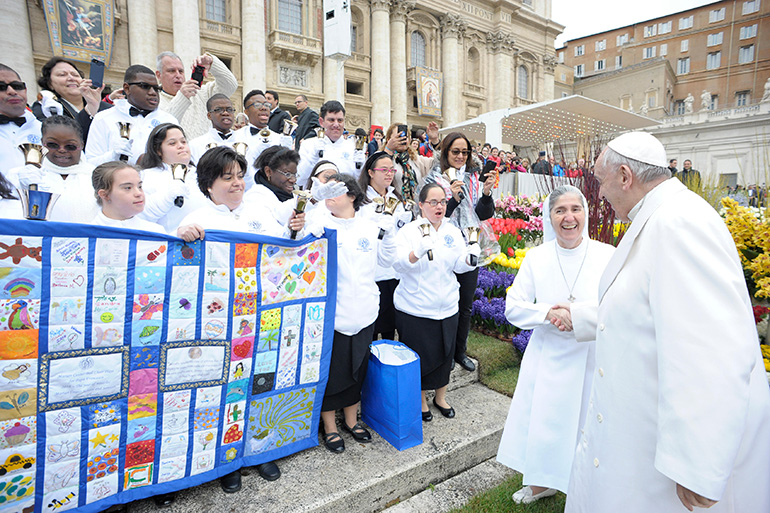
[
  {"xmin": 188, "ymin": 94, "xmax": 237, "ymax": 164},
  {"xmin": 0, "ymin": 64, "xmax": 42, "ymax": 173},
  {"xmin": 234, "ymin": 89, "xmax": 293, "ymax": 190},
  {"xmin": 85, "ymin": 65, "xmax": 177, "ymax": 166}
]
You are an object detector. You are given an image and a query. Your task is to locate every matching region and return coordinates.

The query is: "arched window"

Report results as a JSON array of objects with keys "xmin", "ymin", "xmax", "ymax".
[
  {"xmin": 278, "ymin": 0, "xmax": 302, "ymax": 34},
  {"xmin": 468, "ymin": 47, "xmax": 480, "ymax": 84},
  {"xmin": 518, "ymin": 65, "xmax": 529, "ymax": 99},
  {"xmin": 411, "ymin": 31, "xmax": 426, "ymax": 67}
]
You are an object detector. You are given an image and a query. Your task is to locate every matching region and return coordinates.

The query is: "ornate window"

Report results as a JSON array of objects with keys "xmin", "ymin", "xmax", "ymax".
[
  {"xmin": 518, "ymin": 65, "xmax": 529, "ymax": 99},
  {"xmin": 205, "ymin": 0, "xmax": 226, "ymax": 22},
  {"xmin": 278, "ymin": 0, "xmax": 302, "ymax": 34},
  {"xmin": 411, "ymin": 31, "xmax": 426, "ymax": 67}
]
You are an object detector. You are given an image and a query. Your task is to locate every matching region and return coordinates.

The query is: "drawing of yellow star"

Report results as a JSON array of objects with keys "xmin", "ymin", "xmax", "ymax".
[
  {"xmin": 90, "ymin": 430, "xmax": 108, "ymax": 449},
  {"xmin": 109, "ymin": 434, "xmax": 119, "ymax": 443}
]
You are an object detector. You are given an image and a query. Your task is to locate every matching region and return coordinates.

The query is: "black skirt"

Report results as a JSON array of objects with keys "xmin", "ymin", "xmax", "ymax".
[
  {"xmin": 322, "ymin": 323, "xmax": 375, "ymax": 411},
  {"xmin": 395, "ymin": 310, "xmax": 459, "ymax": 390}
]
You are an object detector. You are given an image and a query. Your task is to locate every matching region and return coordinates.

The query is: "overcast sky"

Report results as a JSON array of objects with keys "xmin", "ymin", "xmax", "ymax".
[{"xmin": 551, "ymin": 0, "xmax": 715, "ymax": 47}]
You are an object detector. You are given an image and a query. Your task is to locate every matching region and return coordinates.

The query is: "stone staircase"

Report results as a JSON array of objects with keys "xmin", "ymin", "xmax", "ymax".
[{"xmin": 129, "ymin": 359, "xmax": 513, "ymax": 513}]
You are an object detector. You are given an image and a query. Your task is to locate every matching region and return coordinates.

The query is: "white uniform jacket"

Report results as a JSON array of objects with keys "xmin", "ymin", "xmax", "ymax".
[
  {"xmin": 85, "ymin": 99, "xmax": 178, "ymax": 166},
  {"xmin": 233, "ymin": 126, "xmax": 292, "ymax": 190},
  {"xmin": 360, "ymin": 185, "xmax": 413, "ymax": 282},
  {"xmin": 189, "ymin": 128, "xmax": 236, "ymax": 165},
  {"xmin": 392, "ymin": 218, "xmax": 474, "ymax": 320},
  {"xmin": 179, "ymin": 198, "xmax": 291, "ymax": 238},
  {"xmin": 91, "ymin": 211, "xmax": 166, "ymax": 234},
  {"xmin": 297, "ymin": 135, "xmax": 365, "ymax": 185},
  {"xmin": 138, "ymin": 164, "xmax": 208, "ymax": 233},
  {"xmin": 566, "ymin": 178, "xmax": 770, "ymax": 513}
]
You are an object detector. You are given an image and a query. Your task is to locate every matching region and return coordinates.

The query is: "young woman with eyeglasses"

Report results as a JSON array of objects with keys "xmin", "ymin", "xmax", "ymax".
[
  {"xmin": 422, "ymin": 131, "xmax": 496, "ymax": 372},
  {"xmin": 392, "ymin": 182, "xmax": 480, "ymax": 422},
  {"xmin": 5, "ymin": 115, "xmax": 98, "ymax": 222}
]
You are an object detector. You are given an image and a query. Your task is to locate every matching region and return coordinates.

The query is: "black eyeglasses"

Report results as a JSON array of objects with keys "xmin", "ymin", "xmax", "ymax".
[
  {"xmin": 449, "ymin": 149, "xmax": 470, "ymax": 156},
  {"xmin": 44, "ymin": 141, "xmax": 80, "ymax": 152},
  {"xmin": 210, "ymin": 107, "xmax": 235, "ymax": 114},
  {"xmin": 425, "ymin": 199, "xmax": 448, "ymax": 207},
  {"xmin": 273, "ymin": 169, "xmax": 298, "ymax": 180},
  {"xmin": 0, "ymin": 81, "xmax": 26, "ymax": 91},
  {"xmin": 127, "ymin": 82, "xmax": 162, "ymax": 92},
  {"xmin": 246, "ymin": 101, "xmax": 271, "ymax": 110}
]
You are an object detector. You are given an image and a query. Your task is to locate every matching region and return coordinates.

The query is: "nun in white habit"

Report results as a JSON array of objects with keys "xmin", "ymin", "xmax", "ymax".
[{"xmin": 496, "ymin": 185, "xmax": 614, "ymax": 504}]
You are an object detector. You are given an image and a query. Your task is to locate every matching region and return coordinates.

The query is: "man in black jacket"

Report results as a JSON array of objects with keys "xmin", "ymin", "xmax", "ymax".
[
  {"xmin": 292, "ymin": 94, "xmax": 319, "ymax": 150},
  {"xmin": 266, "ymin": 90, "xmax": 291, "ymax": 133}
]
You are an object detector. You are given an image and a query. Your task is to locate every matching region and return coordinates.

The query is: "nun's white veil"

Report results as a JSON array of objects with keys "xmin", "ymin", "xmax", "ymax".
[{"xmin": 542, "ymin": 185, "xmax": 590, "ymax": 243}]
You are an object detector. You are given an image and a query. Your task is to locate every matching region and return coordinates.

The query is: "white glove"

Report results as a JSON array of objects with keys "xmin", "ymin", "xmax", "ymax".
[
  {"xmin": 466, "ymin": 243, "xmax": 481, "ymax": 266},
  {"xmin": 16, "ymin": 165, "xmax": 46, "ymax": 190},
  {"xmin": 415, "ymin": 236, "xmax": 434, "ymax": 259},
  {"xmin": 311, "ymin": 178, "xmax": 347, "ymax": 201},
  {"xmin": 353, "ymin": 149, "xmax": 366, "ymax": 164},
  {"xmin": 377, "ymin": 215, "xmax": 396, "ymax": 237},
  {"xmin": 40, "ymin": 91, "xmax": 63, "ymax": 118},
  {"xmin": 111, "ymin": 138, "xmax": 133, "ymax": 160},
  {"xmin": 309, "ymin": 223, "xmax": 325, "ymax": 238},
  {"xmin": 165, "ymin": 180, "xmax": 189, "ymax": 205},
  {"xmin": 396, "ymin": 209, "xmax": 413, "ymax": 229}
]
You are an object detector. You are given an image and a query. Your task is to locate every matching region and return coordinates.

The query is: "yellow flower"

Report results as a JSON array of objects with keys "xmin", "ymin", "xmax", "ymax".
[{"xmin": 721, "ymin": 197, "xmax": 770, "ymax": 299}]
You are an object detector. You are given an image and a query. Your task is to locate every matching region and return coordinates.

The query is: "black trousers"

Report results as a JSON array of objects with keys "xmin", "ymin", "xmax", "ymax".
[
  {"xmin": 454, "ymin": 267, "xmax": 479, "ymax": 360},
  {"xmin": 374, "ymin": 279, "xmax": 399, "ymax": 341}
]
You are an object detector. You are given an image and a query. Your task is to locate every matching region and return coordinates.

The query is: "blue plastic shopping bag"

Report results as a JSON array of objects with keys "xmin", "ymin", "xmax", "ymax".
[{"xmin": 361, "ymin": 340, "xmax": 422, "ymax": 451}]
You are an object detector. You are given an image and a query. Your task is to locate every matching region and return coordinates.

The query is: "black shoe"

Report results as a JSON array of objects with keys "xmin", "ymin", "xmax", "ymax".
[
  {"xmin": 257, "ymin": 461, "xmax": 281, "ymax": 481},
  {"xmin": 422, "ymin": 410, "xmax": 433, "ymax": 422},
  {"xmin": 433, "ymin": 398, "xmax": 455, "ymax": 418},
  {"xmin": 342, "ymin": 420, "xmax": 372, "ymax": 442},
  {"xmin": 323, "ymin": 432, "xmax": 345, "ymax": 453},
  {"xmin": 457, "ymin": 355, "xmax": 476, "ymax": 372},
  {"xmin": 153, "ymin": 492, "xmax": 176, "ymax": 507},
  {"xmin": 220, "ymin": 471, "xmax": 242, "ymax": 493}
]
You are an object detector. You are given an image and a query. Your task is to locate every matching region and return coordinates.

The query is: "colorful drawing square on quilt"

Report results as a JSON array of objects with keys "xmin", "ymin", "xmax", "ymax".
[
  {"xmin": 44, "ymin": 458, "xmax": 78, "ymax": 494},
  {"xmin": 234, "ymin": 267, "xmax": 257, "ymax": 294},
  {"xmin": 158, "ymin": 455, "xmax": 186, "ymax": 483},
  {"xmin": 170, "ymin": 241, "xmax": 201, "ymax": 266},
  {"xmin": 131, "ymin": 346, "xmax": 159, "ymax": 370},
  {"xmin": 301, "ymin": 341, "xmax": 323, "ymax": 367},
  {"xmin": 132, "ymin": 319, "xmax": 163, "ymax": 347},
  {"xmin": 0, "ymin": 268, "xmax": 40, "ymax": 300},
  {"xmin": 193, "ymin": 429, "xmax": 217, "ymax": 453},
  {"xmin": 136, "ymin": 240, "xmax": 168, "ymax": 266},
  {"xmin": 168, "ymin": 293, "xmax": 196, "ymax": 319},
  {"xmin": 232, "ymin": 292, "xmax": 257, "ymax": 316},
  {"xmin": 234, "ymin": 243, "xmax": 259, "ymax": 268},
  {"xmin": 87, "ymin": 424, "xmax": 120, "ymax": 456},
  {"xmin": 48, "ymin": 325, "xmax": 86, "ymax": 352},
  {"xmin": 0, "ymin": 358, "xmax": 37, "ymax": 392},
  {"xmin": 0, "ymin": 388, "xmax": 36, "ymax": 422},
  {"xmin": 166, "ymin": 319, "xmax": 195, "ymax": 342},
  {"xmin": 221, "ymin": 421, "xmax": 244, "ymax": 446},
  {"xmin": 159, "ymin": 432, "xmax": 188, "ymax": 460},
  {"xmin": 92, "ymin": 323, "xmax": 124, "ymax": 348},
  {"xmin": 303, "ymin": 321, "xmax": 324, "ymax": 345},
  {"xmin": 206, "ymin": 242, "xmax": 230, "ymax": 268},
  {"xmin": 170, "ymin": 266, "xmax": 198, "ymax": 294},
  {"xmin": 134, "ymin": 266, "xmax": 166, "ymax": 294},
  {"xmin": 127, "ymin": 417, "xmax": 156, "ymax": 444},
  {"xmin": 0, "ymin": 444, "xmax": 36, "ymax": 483},
  {"xmin": 86, "ymin": 471, "xmax": 118, "ymax": 503},
  {"xmin": 49, "ymin": 267, "xmax": 86, "ymax": 298},
  {"xmin": 125, "ymin": 439, "xmax": 155, "ymax": 467},
  {"xmin": 0, "ymin": 300, "xmax": 40, "ymax": 332},
  {"xmin": 300, "ymin": 361, "xmax": 321, "ymax": 385},
  {"xmin": 45, "ymin": 408, "xmax": 80, "ymax": 438},
  {"xmin": 257, "ymin": 329, "xmax": 279, "ymax": 353},
  {"xmin": 203, "ymin": 268, "xmax": 229, "ymax": 292},
  {"xmin": 129, "ymin": 368, "xmax": 158, "ymax": 396},
  {"xmin": 232, "ymin": 316, "xmax": 255, "ymax": 340},
  {"xmin": 0, "ymin": 416, "xmax": 36, "ymax": 450},
  {"xmin": 127, "ymin": 394, "xmax": 158, "ymax": 421},
  {"xmin": 0, "ymin": 236, "xmax": 42, "ymax": 268},
  {"xmin": 225, "ymin": 379, "xmax": 248, "ymax": 404},
  {"xmin": 275, "ymin": 346, "xmax": 299, "ymax": 390},
  {"xmin": 49, "ymin": 297, "xmax": 86, "ymax": 326},
  {"xmin": 43, "ymin": 485, "xmax": 77, "ymax": 511},
  {"xmin": 260, "ymin": 308, "xmax": 281, "ymax": 331},
  {"xmin": 44, "ymin": 434, "xmax": 79, "ymax": 466},
  {"xmin": 86, "ymin": 400, "xmax": 121, "ymax": 429},
  {"xmin": 124, "ymin": 462, "xmax": 153, "ymax": 489},
  {"xmin": 94, "ymin": 238, "xmax": 128, "ymax": 267},
  {"xmin": 260, "ymin": 240, "xmax": 328, "ymax": 304},
  {"xmin": 161, "ymin": 410, "xmax": 188, "ymax": 436},
  {"xmin": 0, "ymin": 330, "xmax": 37, "ymax": 361},
  {"xmin": 195, "ymin": 386, "xmax": 221, "ymax": 409},
  {"xmin": 50, "ymin": 237, "xmax": 88, "ymax": 267},
  {"xmin": 190, "ymin": 450, "xmax": 215, "ymax": 476},
  {"xmin": 85, "ymin": 446, "xmax": 119, "ymax": 482},
  {"xmin": 231, "ymin": 337, "xmax": 253, "ymax": 362},
  {"xmin": 193, "ymin": 407, "xmax": 219, "ymax": 431},
  {"xmin": 225, "ymin": 400, "xmax": 246, "ymax": 425},
  {"xmin": 93, "ymin": 295, "xmax": 125, "ymax": 325},
  {"xmin": 93, "ymin": 267, "xmax": 127, "ymax": 297},
  {"xmin": 163, "ymin": 389, "xmax": 191, "ymax": 412},
  {"xmin": 202, "ymin": 318, "xmax": 227, "ymax": 340},
  {"xmin": 132, "ymin": 294, "xmax": 164, "ymax": 321},
  {"xmin": 229, "ymin": 358, "xmax": 251, "ymax": 382},
  {"xmin": 246, "ymin": 387, "xmax": 315, "ymax": 456},
  {"xmin": 202, "ymin": 293, "xmax": 228, "ymax": 318}
]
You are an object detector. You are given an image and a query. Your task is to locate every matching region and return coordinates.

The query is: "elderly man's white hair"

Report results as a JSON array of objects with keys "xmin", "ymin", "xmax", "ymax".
[
  {"xmin": 156, "ymin": 51, "xmax": 183, "ymax": 71},
  {"xmin": 601, "ymin": 147, "xmax": 671, "ymax": 183}
]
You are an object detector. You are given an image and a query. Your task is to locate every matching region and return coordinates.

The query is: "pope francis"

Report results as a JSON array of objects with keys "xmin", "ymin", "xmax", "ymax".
[{"xmin": 566, "ymin": 132, "xmax": 770, "ymax": 513}]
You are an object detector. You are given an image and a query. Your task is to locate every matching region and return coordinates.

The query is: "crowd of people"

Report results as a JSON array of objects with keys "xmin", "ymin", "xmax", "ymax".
[{"xmin": 1, "ymin": 54, "xmax": 769, "ymax": 513}]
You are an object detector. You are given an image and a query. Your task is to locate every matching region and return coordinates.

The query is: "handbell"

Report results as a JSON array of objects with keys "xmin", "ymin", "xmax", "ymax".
[
  {"xmin": 371, "ymin": 196, "xmax": 385, "ymax": 214},
  {"xmin": 17, "ymin": 184, "xmax": 60, "ymax": 221},
  {"xmin": 233, "ymin": 142, "xmax": 249, "ymax": 156},
  {"xmin": 259, "ymin": 127, "xmax": 271, "ymax": 143},
  {"xmin": 444, "ymin": 167, "xmax": 465, "ymax": 200},
  {"xmin": 466, "ymin": 226, "xmax": 480, "ymax": 266},
  {"xmin": 376, "ymin": 196, "xmax": 402, "ymax": 239},
  {"xmin": 282, "ymin": 119, "xmax": 297, "ymax": 136},
  {"xmin": 18, "ymin": 143, "xmax": 44, "ymax": 168},
  {"xmin": 117, "ymin": 122, "xmax": 132, "ymax": 161},
  {"xmin": 171, "ymin": 164, "xmax": 188, "ymax": 208},
  {"xmin": 355, "ymin": 134, "xmax": 367, "ymax": 151},
  {"xmin": 419, "ymin": 221, "xmax": 433, "ymax": 261},
  {"xmin": 206, "ymin": 142, "xmax": 219, "ymax": 150},
  {"xmin": 314, "ymin": 127, "xmax": 325, "ymax": 139},
  {"xmin": 290, "ymin": 189, "xmax": 313, "ymax": 240}
]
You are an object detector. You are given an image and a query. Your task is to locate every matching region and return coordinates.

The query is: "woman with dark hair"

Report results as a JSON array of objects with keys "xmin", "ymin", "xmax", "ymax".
[
  {"xmin": 393, "ymin": 182, "xmax": 479, "ymax": 421},
  {"xmin": 139, "ymin": 122, "xmax": 206, "ymax": 232},
  {"xmin": 242, "ymin": 144, "xmax": 301, "ymax": 227},
  {"xmin": 309, "ymin": 173, "xmax": 396, "ymax": 453},
  {"xmin": 176, "ymin": 146, "xmax": 305, "ymax": 241},
  {"xmin": 358, "ymin": 151, "xmax": 413, "ymax": 341},
  {"xmin": 379, "ymin": 122, "xmax": 438, "ymax": 207},
  {"xmin": 423, "ymin": 131, "xmax": 496, "ymax": 372},
  {"xmin": 6, "ymin": 115, "xmax": 98, "ymax": 223},
  {"xmin": 32, "ymin": 57, "xmax": 110, "ymax": 144}
]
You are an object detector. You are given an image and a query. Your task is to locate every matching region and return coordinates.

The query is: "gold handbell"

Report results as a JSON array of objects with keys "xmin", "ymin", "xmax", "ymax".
[
  {"xmin": 371, "ymin": 196, "xmax": 385, "ymax": 213},
  {"xmin": 233, "ymin": 142, "xmax": 248, "ymax": 156},
  {"xmin": 259, "ymin": 127, "xmax": 271, "ymax": 143},
  {"xmin": 282, "ymin": 119, "xmax": 297, "ymax": 136},
  {"xmin": 206, "ymin": 142, "xmax": 219, "ymax": 150},
  {"xmin": 383, "ymin": 196, "xmax": 401, "ymax": 215},
  {"xmin": 467, "ymin": 226, "xmax": 480, "ymax": 245},
  {"xmin": 404, "ymin": 199, "xmax": 416, "ymax": 211},
  {"xmin": 419, "ymin": 221, "xmax": 433, "ymax": 261},
  {"xmin": 314, "ymin": 127, "xmax": 325, "ymax": 139},
  {"xmin": 444, "ymin": 166, "xmax": 459, "ymax": 183},
  {"xmin": 171, "ymin": 163, "xmax": 188, "ymax": 182},
  {"xmin": 117, "ymin": 122, "xmax": 132, "ymax": 139},
  {"xmin": 293, "ymin": 188, "xmax": 312, "ymax": 213},
  {"xmin": 18, "ymin": 143, "xmax": 44, "ymax": 168},
  {"xmin": 355, "ymin": 134, "xmax": 367, "ymax": 151}
]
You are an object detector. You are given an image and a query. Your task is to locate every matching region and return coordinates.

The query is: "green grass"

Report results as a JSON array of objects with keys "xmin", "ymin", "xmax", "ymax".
[{"xmin": 457, "ymin": 330, "xmax": 567, "ymax": 513}]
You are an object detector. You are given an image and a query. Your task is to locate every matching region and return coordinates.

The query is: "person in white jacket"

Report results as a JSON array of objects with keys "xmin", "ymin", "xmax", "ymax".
[
  {"xmin": 0, "ymin": 64, "xmax": 42, "ymax": 173},
  {"xmin": 188, "ymin": 94, "xmax": 237, "ymax": 164},
  {"xmin": 313, "ymin": 173, "xmax": 397, "ymax": 454},
  {"xmin": 6, "ymin": 115, "xmax": 98, "ymax": 223},
  {"xmin": 392, "ymin": 183, "xmax": 479, "ymax": 422},
  {"xmin": 565, "ymin": 132, "xmax": 770, "ymax": 513},
  {"xmin": 497, "ymin": 185, "xmax": 614, "ymax": 505},
  {"xmin": 90, "ymin": 161, "xmax": 165, "ymax": 233}
]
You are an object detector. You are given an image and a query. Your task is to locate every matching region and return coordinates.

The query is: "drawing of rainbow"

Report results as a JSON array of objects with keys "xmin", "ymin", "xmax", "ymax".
[{"xmin": 3, "ymin": 278, "xmax": 35, "ymax": 298}]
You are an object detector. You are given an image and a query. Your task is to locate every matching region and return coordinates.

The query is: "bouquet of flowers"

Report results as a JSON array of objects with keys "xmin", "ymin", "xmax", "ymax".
[
  {"xmin": 721, "ymin": 197, "xmax": 770, "ymax": 299},
  {"xmin": 472, "ymin": 267, "xmax": 532, "ymax": 352}
]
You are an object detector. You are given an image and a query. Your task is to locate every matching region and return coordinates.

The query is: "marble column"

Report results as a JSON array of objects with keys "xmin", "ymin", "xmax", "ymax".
[
  {"xmin": 440, "ymin": 14, "xmax": 465, "ymax": 126},
  {"xmin": 323, "ymin": 58, "xmax": 347, "ymax": 106},
  {"xmin": 242, "ymin": 0, "xmax": 267, "ymax": 92},
  {"xmin": 2, "ymin": 1, "xmax": 36, "ymax": 96},
  {"xmin": 370, "ymin": 0, "xmax": 392, "ymax": 128},
  {"xmin": 172, "ymin": 0, "xmax": 202, "ymax": 68},
  {"xmin": 486, "ymin": 31, "xmax": 515, "ymax": 110},
  {"xmin": 127, "ymin": 0, "xmax": 159, "ymax": 68},
  {"xmin": 542, "ymin": 54, "xmax": 557, "ymax": 102},
  {"xmin": 390, "ymin": 0, "xmax": 414, "ymax": 124}
]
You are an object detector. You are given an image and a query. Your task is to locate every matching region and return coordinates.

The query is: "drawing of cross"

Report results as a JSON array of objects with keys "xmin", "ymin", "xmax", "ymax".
[{"xmin": 284, "ymin": 330, "xmax": 297, "ymax": 347}]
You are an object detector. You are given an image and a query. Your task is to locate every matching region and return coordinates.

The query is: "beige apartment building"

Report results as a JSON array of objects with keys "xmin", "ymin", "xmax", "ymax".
[
  {"xmin": 10, "ymin": 0, "xmax": 564, "ymax": 133},
  {"xmin": 558, "ymin": 0, "xmax": 770, "ymax": 118}
]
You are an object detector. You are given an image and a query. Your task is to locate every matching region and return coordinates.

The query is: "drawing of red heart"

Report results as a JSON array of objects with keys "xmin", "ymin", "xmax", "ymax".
[
  {"xmin": 270, "ymin": 291, "xmax": 278, "ymax": 299},
  {"xmin": 303, "ymin": 271, "xmax": 315, "ymax": 284},
  {"xmin": 233, "ymin": 340, "xmax": 251, "ymax": 358},
  {"xmin": 308, "ymin": 251, "xmax": 319, "ymax": 264},
  {"xmin": 73, "ymin": 274, "xmax": 85, "ymax": 287}
]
